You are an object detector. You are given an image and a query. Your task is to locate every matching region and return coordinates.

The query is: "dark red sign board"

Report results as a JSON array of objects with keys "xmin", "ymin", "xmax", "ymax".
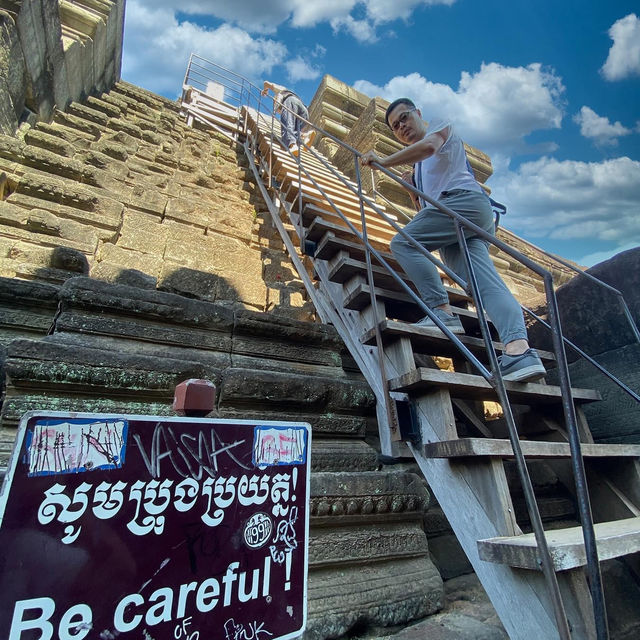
[{"xmin": 0, "ymin": 412, "xmax": 310, "ymax": 640}]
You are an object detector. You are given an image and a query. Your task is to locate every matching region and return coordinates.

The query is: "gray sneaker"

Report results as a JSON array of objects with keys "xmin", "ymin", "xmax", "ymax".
[
  {"xmin": 413, "ymin": 308, "xmax": 465, "ymax": 334},
  {"xmin": 498, "ymin": 348, "xmax": 546, "ymax": 382}
]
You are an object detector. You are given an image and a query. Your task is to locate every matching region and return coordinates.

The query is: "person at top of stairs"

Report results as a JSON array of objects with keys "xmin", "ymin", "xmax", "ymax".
[
  {"xmin": 360, "ymin": 98, "xmax": 545, "ymax": 383},
  {"xmin": 261, "ymin": 80, "xmax": 316, "ymax": 156}
]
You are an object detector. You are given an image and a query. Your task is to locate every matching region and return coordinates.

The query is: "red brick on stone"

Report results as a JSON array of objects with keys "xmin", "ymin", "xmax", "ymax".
[{"xmin": 173, "ymin": 378, "xmax": 216, "ymax": 417}]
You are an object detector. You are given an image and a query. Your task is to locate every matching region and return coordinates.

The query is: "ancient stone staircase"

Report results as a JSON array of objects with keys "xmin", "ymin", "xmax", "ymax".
[{"xmin": 206, "ymin": 95, "xmax": 640, "ymax": 639}]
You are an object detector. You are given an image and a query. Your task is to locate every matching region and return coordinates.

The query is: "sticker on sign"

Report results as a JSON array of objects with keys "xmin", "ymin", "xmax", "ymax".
[{"xmin": 0, "ymin": 412, "xmax": 311, "ymax": 640}]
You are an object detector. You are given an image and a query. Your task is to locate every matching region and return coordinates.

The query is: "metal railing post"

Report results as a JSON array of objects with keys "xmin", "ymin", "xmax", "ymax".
[
  {"xmin": 354, "ymin": 155, "xmax": 400, "ymax": 440},
  {"xmin": 455, "ymin": 224, "xmax": 572, "ymax": 640},
  {"xmin": 545, "ymin": 279, "xmax": 610, "ymax": 640}
]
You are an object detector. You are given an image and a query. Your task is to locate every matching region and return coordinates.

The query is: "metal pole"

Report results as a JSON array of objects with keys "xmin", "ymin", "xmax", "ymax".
[
  {"xmin": 456, "ymin": 225, "xmax": 572, "ymax": 640},
  {"xmin": 545, "ymin": 278, "xmax": 609, "ymax": 640},
  {"xmin": 354, "ymin": 155, "xmax": 399, "ymax": 440}
]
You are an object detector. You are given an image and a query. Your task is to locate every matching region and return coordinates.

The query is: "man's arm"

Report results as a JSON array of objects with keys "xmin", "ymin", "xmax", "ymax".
[
  {"xmin": 261, "ymin": 80, "xmax": 286, "ymax": 97},
  {"xmin": 360, "ymin": 128, "xmax": 449, "ymax": 168}
]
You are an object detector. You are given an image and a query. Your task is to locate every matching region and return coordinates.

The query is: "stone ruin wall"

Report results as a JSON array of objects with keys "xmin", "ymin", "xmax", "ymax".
[
  {"xmin": 308, "ymin": 74, "xmax": 579, "ymax": 306},
  {"xmin": 1, "ymin": 0, "xmax": 126, "ymax": 136},
  {"xmin": 0, "ymin": 80, "xmax": 314, "ymax": 319}
]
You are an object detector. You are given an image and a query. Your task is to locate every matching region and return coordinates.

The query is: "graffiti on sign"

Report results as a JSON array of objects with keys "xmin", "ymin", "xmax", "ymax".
[{"xmin": 0, "ymin": 412, "xmax": 310, "ymax": 640}]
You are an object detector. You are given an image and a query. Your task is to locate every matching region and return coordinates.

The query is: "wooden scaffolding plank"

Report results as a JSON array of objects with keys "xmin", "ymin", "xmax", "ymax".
[
  {"xmin": 390, "ymin": 367, "xmax": 601, "ymax": 404},
  {"xmin": 478, "ymin": 516, "xmax": 640, "ymax": 571},
  {"xmin": 360, "ymin": 319, "xmax": 555, "ymax": 361},
  {"xmin": 423, "ymin": 438, "xmax": 640, "ymax": 459}
]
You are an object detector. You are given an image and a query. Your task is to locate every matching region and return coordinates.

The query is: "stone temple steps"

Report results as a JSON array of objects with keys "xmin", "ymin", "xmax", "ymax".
[{"xmin": 239, "ymin": 105, "xmax": 640, "ymax": 638}]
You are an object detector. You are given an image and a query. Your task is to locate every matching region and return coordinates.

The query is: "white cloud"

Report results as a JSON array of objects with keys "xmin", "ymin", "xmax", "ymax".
[
  {"xmin": 488, "ymin": 157, "xmax": 640, "ymax": 255},
  {"xmin": 573, "ymin": 106, "xmax": 633, "ymax": 147},
  {"xmin": 135, "ymin": 0, "xmax": 295, "ymax": 33},
  {"xmin": 354, "ymin": 63, "xmax": 565, "ymax": 155},
  {"xmin": 285, "ymin": 56, "xmax": 322, "ymax": 82},
  {"xmin": 331, "ymin": 15, "xmax": 379, "ymax": 43},
  {"xmin": 365, "ymin": 0, "xmax": 455, "ymax": 24},
  {"xmin": 135, "ymin": 0, "xmax": 456, "ymax": 38},
  {"xmin": 122, "ymin": 2, "xmax": 287, "ymax": 96},
  {"xmin": 601, "ymin": 14, "xmax": 640, "ymax": 81},
  {"xmin": 329, "ymin": 1, "xmax": 456, "ymax": 43},
  {"xmin": 290, "ymin": 1, "xmax": 357, "ymax": 28}
]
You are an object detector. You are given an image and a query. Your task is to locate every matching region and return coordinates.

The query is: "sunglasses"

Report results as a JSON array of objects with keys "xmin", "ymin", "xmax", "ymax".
[{"xmin": 390, "ymin": 108, "xmax": 416, "ymax": 132}]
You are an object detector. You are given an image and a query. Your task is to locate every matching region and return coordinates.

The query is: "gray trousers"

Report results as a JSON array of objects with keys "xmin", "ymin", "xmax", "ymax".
[
  {"xmin": 389, "ymin": 189, "xmax": 527, "ymax": 345},
  {"xmin": 280, "ymin": 95, "xmax": 308, "ymax": 149}
]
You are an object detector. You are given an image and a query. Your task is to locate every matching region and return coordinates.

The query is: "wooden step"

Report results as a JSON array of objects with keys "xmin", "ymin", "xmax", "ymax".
[
  {"xmin": 301, "ymin": 205, "xmax": 396, "ymax": 246},
  {"xmin": 329, "ymin": 253, "xmax": 470, "ymax": 303},
  {"xmin": 259, "ymin": 138, "xmax": 355, "ymax": 185},
  {"xmin": 280, "ymin": 169, "xmax": 371, "ymax": 209},
  {"xmin": 389, "ymin": 367, "xmax": 601, "ymax": 404},
  {"xmin": 304, "ymin": 218, "xmax": 390, "ymax": 252},
  {"xmin": 424, "ymin": 438, "xmax": 640, "ymax": 459},
  {"xmin": 343, "ymin": 277, "xmax": 483, "ymax": 320},
  {"xmin": 360, "ymin": 319, "xmax": 553, "ymax": 361},
  {"xmin": 478, "ymin": 516, "xmax": 640, "ymax": 570},
  {"xmin": 283, "ymin": 178, "xmax": 384, "ymax": 221},
  {"xmin": 290, "ymin": 188, "xmax": 391, "ymax": 232},
  {"xmin": 315, "ymin": 230, "xmax": 399, "ymax": 264}
]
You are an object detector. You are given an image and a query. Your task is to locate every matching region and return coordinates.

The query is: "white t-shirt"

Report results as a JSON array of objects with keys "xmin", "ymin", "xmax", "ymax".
[
  {"xmin": 270, "ymin": 83, "xmax": 295, "ymax": 114},
  {"xmin": 414, "ymin": 118, "xmax": 482, "ymax": 205}
]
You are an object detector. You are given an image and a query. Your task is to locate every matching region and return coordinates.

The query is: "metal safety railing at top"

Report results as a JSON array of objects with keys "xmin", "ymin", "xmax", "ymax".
[{"xmin": 179, "ymin": 55, "xmax": 640, "ymax": 640}]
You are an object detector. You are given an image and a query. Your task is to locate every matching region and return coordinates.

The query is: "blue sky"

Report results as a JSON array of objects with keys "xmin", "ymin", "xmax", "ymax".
[{"xmin": 122, "ymin": 1, "xmax": 640, "ymax": 267}]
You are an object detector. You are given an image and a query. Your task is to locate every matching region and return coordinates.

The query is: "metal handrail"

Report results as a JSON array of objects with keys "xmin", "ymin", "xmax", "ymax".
[
  {"xmin": 178, "ymin": 56, "xmax": 622, "ymax": 639},
  {"xmin": 372, "ymin": 176, "xmax": 640, "ymax": 404}
]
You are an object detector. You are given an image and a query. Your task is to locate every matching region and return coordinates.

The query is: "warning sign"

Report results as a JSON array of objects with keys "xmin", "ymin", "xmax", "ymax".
[{"xmin": 0, "ymin": 412, "xmax": 311, "ymax": 640}]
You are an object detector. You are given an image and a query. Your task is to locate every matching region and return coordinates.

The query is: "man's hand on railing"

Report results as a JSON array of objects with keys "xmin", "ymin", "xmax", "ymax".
[{"xmin": 360, "ymin": 150, "xmax": 382, "ymax": 168}]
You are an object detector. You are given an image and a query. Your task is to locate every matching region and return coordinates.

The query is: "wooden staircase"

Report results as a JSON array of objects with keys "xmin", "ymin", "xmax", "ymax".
[{"xmin": 183, "ymin": 90, "xmax": 640, "ymax": 640}]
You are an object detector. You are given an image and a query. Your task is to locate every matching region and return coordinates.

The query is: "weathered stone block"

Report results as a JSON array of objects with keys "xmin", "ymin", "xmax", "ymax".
[
  {"xmin": 95, "ymin": 243, "xmax": 163, "ymax": 279},
  {"xmin": 306, "ymin": 558, "xmax": 442, "ymax": 640},
  {"xmin": 93, "ymin": 138, "xmax": 129, "ymax": 161},
  {"xmin": 309, "ymin": 521, "xmax": 429, "ymax": 566},
  {"xmin": 53, "ymin": 110, "xmax": 102, "ymax": 137},
  {"xmin": 14, "ymin": 171, "xmax": 124, "ymax": 221},
  {"xmin": 33, "ymin": 121, "xmax": 93, "ymax": 148},
  {"xmin": 0, "ymin": 203, "xmax": 97, "ymax": 253},
  {"xmin": 158, "ymin": 263, "xmax": 222, "ymax": 302},
  {"xmin": 85, "ymin": 95, "xmax": 121, "ymax": 119},
  {"xmin": 118, "ymin": 209, "xmax": 168, "ymax": 255},
  {"xmin": 563, "ymin": 343, "xmax": 640, "ymax": 443},
  {"xmin": 6, "ymin": 191, "xmax": 122, "ymax": 232},
  {"xmin": 24, "ymin": 128, "xmax": 75, "ymax": 156},
  {"xmin": 164, "ymin": 196, "xmax": 215, "ymax": 229},
  {"xmin": 20, "ymin": 144, "xmax": 87, "ymax": 181},
  {"xmin": 106, "ymin": 117, "xmax": 144, "ymax": 139},
  {"xmin": 218, "ymin": 367, "xmax": 374, "ymax": 414},
  {"xmin": 102, "ymin": 129, "xmax": 139, "ymax": 154},
  {"xmin": 80, "ymin": 149, "xmax": 129, "ymax": 179},
  {"xmin": 311, "ymin": 440, "xmax": 378, "ymax": 472},
  {"xmin": 88, "ymin": 262, "xmax": 157, "ymax": 288},
  {"xmin": 127, "ymin": 183, "xmax": 168, "ymax": 215},
  {"xmin": 59, "ymin": 276, "xmax": 235, "ymax": 330},
  {"xmin": 66, "ymin": 102, "xmax": 109, "ymax": 127}
]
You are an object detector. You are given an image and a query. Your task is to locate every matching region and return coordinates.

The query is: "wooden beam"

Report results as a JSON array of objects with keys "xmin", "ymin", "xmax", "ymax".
[
  {"xmin": 423, "ymin": 438, "xmax": 640, "ymax": 459},
  {"xmin": 478, "ymin": 516, "xmax": 640, "ymax": 571},
  {"xmin": 390, "ymin": 367, "xmax": 601, "ymax": 404}
]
